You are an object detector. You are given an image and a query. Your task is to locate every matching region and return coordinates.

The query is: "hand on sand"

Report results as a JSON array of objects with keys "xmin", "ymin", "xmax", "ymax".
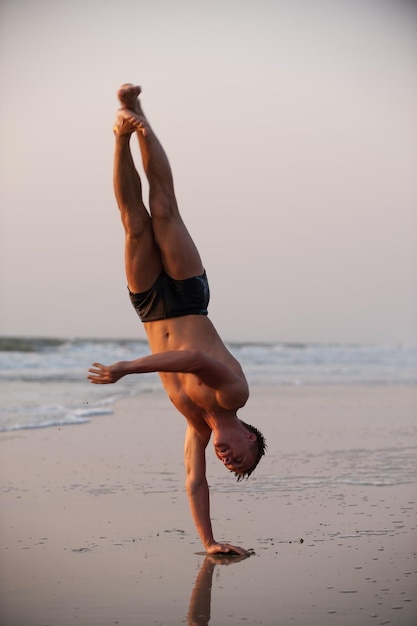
[
  {"xmin": 87, "ymin": 362, "xmax": 125, "ymax": 384},
  {"xmin": 206, "ymin": 542, "xmax": 251, "ymax": 557}
]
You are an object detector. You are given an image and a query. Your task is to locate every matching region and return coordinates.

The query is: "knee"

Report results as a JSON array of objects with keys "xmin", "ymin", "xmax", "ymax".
[
  {"xmin": 122, "ymin": 213, "xmax": 150, "ymax": 240},
  {"xmin": 149, "ymin": 190, "xmax": 178, "ymax": 220}
]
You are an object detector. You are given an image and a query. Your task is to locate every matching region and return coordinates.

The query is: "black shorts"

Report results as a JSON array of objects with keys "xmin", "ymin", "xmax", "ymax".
[{"xmin": 129, "ymin": 271, "xmax": 210, "ymax": 322}]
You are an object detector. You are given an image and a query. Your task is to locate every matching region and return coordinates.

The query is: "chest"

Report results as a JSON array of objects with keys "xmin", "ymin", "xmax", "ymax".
[{"xmin": 159, "ymin": 371, "xmax": 217, "ymax": 421}]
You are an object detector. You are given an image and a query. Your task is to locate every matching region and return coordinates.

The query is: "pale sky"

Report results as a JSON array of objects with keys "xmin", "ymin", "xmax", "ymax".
[{"xmin": 1, "ymin": 0, "xmax": 416, "ymax": 344}]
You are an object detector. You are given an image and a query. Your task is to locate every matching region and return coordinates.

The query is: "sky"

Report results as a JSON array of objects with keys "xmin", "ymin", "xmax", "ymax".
[{"xmin": 1, "ymin": 0, "xmax": 416, "ymax": 345}]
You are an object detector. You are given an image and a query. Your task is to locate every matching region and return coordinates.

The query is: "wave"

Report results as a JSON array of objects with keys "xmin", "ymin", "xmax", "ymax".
[
  {"xmin": 1, "ymin": 336, "xmax": 416, "ymax": 432},
  {"xmin": 1, "ymin": 336, "xmax": 416, "ymax": 386},
  {"xmin": 0, "ymin": 336, "xmax": 147, "ymax": 352},
  {"xmin": 0, "ymin": 336, "xmax": 80, "ymax": 352},
  {"xmin": 0, "ymin": 400, "xmax": 115, "ymax": 433}
]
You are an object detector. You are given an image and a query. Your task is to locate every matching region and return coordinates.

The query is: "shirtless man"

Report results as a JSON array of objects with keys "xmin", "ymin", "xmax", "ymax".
[{"xmin": 88, "ymin": 84, "xmax": 266, "ymax": 555}]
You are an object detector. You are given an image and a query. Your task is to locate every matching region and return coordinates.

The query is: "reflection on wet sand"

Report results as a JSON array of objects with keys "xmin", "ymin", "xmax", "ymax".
[{"xmin": 187, "ymin": 554, "xmax": 250, "ymax": 625}]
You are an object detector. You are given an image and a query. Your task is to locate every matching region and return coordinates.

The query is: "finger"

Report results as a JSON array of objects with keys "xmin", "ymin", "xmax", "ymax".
[
  {"xmin": 211, "ymin": 545, "xmax": 233, "ymax": 555},
  {"xmin": 87, "ymin": 374, "xmax": 101, "ymax": 380},
  {"xmin": 87, "ymin": 372, "xmax": 105, "ymax": 382},
  {"xmin": 88, "ymin": 364, "xmax": 106, "ymax": 374},
  {"xmin": 223, "ymin": 544, "xmax": 249, "ymax": 556}
]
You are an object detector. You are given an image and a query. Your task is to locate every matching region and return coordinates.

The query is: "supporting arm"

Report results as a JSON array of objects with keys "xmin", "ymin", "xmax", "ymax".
[{"xmin": 184, "ymin": 425, "xmax": 250, "ymax": 556}]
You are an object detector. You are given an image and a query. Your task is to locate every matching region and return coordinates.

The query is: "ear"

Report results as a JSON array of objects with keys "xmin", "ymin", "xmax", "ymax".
[{"xmin": 244, "ymin": 431, "xmax": 257, "ymax": 441}]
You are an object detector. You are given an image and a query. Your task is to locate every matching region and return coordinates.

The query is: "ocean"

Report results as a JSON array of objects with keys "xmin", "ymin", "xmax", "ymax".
[{"xmin": 0, "ymin": 337, "xmax": 416, "ymax": 433}]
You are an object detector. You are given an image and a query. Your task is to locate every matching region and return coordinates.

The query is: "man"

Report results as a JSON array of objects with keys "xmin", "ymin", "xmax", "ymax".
[{"xmin": 88, "ymin": 84, "xmax": 266, "ymax": 555}]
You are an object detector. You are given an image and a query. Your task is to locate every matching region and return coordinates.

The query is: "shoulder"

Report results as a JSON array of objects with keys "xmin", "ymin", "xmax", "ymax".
[{"xmin": 216, "ymin": 376, "xmax": 249, "ymax": 411}]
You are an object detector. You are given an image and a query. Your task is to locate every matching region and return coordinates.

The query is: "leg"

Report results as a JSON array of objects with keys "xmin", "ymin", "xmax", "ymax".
[
  {"xmin": 113, "ymin": 114, "xmax": 162, "ymax": 293},
  {"xmin": 117, "ymin": 85, "xmax": 204, "ymax": 280}
]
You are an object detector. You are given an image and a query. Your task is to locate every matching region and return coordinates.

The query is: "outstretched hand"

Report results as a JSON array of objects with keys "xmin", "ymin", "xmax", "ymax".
[
  {"xmin": 87, "ymin": 362, "xmax": 125, "ymax": 384},
  {"xmin": 206, "ymin": 542, "xmax": 251, "ymax": 557}
]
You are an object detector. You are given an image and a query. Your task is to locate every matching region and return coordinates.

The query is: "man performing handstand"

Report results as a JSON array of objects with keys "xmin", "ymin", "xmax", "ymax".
[{"xmin": 88, "ymin": 84, "xmax": 266, "ymax": 555}]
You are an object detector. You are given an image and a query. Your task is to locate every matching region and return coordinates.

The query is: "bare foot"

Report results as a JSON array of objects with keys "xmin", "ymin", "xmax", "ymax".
[
  {"xmin": 113, "ymin": 108, "xmax": 148, "ymax": 137},
  {"xmin": 117, "ymin": 83, "xmax": 144, "ymax": 116}
]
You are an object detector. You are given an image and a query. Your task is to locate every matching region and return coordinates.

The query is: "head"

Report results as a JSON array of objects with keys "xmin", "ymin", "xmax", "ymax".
[{"xmin": 214, "ymin": 420, "xmax": 267, "ymax": 482}]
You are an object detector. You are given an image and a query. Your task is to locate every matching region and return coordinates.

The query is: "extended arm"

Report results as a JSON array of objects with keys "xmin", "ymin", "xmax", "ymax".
[
  {"xmin": 184, "ymin": 425, "xmax": 250, "ymax": 556},
  {"xmin": 88, "ymin": 350, "xmax": 248, "ymax": 399}
]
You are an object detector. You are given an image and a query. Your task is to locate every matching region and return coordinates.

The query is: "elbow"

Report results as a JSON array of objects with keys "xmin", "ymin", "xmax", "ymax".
[{"xmin": 185, "ymin": 475, "xmax": 206, "ymax": 496}]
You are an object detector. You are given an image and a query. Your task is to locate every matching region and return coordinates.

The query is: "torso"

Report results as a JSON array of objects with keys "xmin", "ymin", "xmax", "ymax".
[{"xmin": 144, "ymin": 315, "xmax": 248, "ymax": 432}]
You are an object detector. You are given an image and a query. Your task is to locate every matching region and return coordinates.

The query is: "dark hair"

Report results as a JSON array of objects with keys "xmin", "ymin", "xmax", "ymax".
[{"xmin": 235, "ymin": 420, "xmax": 267, "ymax": 482}]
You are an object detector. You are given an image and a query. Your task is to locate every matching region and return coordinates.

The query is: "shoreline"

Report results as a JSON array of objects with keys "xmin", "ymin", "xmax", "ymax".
[{"xmin": 1, "ymin": 385, "xmax": 416, "ymax": 625}]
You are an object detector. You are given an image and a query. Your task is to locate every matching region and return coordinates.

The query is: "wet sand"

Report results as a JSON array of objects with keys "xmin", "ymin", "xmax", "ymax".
[{"xmin": 1, "ymin": 385, "xmax": 416, "ymax": 625}]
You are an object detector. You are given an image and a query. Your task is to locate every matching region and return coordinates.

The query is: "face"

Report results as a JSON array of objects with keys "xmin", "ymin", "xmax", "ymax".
[{"xmin": 214, "ymin": 440, "xmax": 256, "ymax": 474}]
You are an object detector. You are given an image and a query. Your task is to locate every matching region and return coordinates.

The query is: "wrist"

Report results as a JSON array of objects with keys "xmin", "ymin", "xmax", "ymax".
[
  {"xmin": 121, "ymin": 360, "xmax": 133, "ymax": 374},
  {"xmin": 112, "ymin": 360, "xmax": 128, "ymax": 380}
]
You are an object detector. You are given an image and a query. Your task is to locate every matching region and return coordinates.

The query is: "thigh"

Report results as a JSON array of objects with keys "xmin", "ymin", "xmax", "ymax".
[
  {"xmin": 153, "ymin": 215, "xmax": 204, "ymax": 280},
  {"xmin": 124, "ymin": 222, "xmax": 163, "ymax": 293}
]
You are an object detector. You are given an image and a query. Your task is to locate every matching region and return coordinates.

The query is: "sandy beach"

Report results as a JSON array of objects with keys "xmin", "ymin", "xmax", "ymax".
[{"xmin": 1, "ymin": 384, "xmax": 416, "ymax": 625}]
